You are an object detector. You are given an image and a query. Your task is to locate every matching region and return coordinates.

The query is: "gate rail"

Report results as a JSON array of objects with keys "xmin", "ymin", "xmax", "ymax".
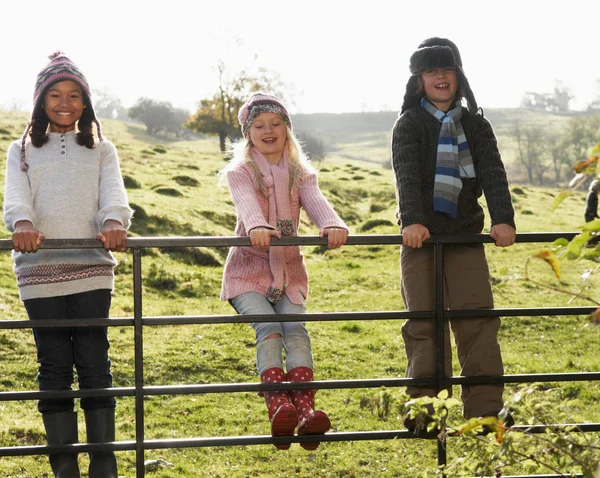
[{"xmin": 0, "ymin": 232, "xmax": 598, "ymax": 478}]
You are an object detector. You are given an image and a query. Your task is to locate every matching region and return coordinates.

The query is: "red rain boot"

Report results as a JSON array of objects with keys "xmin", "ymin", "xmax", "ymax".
[
  {"xmin": 287, "ymin": 367, "xmax": 331, "ymax": 450},
  {"xmin": 261, "ymin": 367, "xmax": 298, "ymax": 450}
]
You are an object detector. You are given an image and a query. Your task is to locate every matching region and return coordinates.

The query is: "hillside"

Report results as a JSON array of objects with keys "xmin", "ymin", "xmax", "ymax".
[
  {"xmin": 294, "ymin": 108, "xmax": 583, "ymax": 177},
  {"xmin": 0, "ymin": 110, "xmax": 598, "ymax": 477}
]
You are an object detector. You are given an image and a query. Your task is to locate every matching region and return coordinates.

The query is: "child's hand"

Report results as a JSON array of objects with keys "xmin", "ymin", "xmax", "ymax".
[
  {"xmin": 402, "ymin": 224, "xmax": 430, "ymax": 248},
  {"xmin": 12, "ymin": 220, "xmax": 45, "ymax": 253},
  {"xmin": 490, "ymin": 224, "xmax": 516, "ymax": 247},
  {"xmin": 249, "ymin": 227, "xmax": 280, "ymax": 251},
  {"xmin": 321, "ymin": 227, "xmax": 348, "ymax": 249},
  {"xmin": 97, "ymin": 219, "xmax": 127, "ymax": 252}
]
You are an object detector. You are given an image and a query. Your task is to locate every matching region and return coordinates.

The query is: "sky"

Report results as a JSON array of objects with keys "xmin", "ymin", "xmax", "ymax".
[{"xmin": 1, "ymin": 0, "xmax": 599, "ymax": 115}]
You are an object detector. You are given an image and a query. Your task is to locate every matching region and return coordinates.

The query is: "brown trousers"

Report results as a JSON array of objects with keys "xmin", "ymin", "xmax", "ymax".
[{"xmin": 400, "ymin": 244, "xmax": 504, "ymax": 418}]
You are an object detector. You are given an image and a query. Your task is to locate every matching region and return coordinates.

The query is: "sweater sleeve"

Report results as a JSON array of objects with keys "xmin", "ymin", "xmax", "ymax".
[
  {"xmin": 3, "ymin": 141, "xmax": 37, "ymax": 231},
  {"xmin": 391, "ymin": 113, "xmax": 426, "ymax": 228},
  {"xmin": 97, "ymin": 140, "xmax": 133, "ymax": 229},
  {"xmin": 226, "ymin": 166, "xmax": 273, "ymax": 232},
  {"xmin": 471, "ymin": 117, "xmax": 516, "ymax": 229},
  {"xmin": 298, "ymin": 170, "xmax": 348, "ymax": 232}
]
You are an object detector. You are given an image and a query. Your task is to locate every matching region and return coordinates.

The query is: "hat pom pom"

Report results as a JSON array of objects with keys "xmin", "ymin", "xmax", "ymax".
[{"xmin": 48, "ymin": 51, "xmax": 65, "ymax": 60}]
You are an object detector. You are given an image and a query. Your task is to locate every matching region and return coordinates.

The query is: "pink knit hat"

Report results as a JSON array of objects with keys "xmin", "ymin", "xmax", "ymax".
[
  {"xmin": 238, "ymin": 92, "xmax": 292, "ymax": 135},
  {"xmin": 33, "ymin": 52, "xmax": 92, "ymax": 108}
]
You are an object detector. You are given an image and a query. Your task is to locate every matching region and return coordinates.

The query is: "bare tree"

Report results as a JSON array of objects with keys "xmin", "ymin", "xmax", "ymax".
[
  {"xmin": 186, "ymin": 61, "xmax": 288, "ymax": 152},
  {"xmin": 511, "ymin": 120, "xmax": 549, "ymax": 184}
]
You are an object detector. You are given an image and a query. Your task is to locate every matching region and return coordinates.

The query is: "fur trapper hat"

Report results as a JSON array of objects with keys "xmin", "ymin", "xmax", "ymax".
[{"xmin": 401, "ymin": 37, "xmax": 478, "ymax": 115}]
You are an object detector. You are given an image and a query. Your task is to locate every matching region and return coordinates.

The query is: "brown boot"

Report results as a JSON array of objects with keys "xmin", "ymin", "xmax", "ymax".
[
  {"xmin": 287, "ymin": 367, "xmax": 331, "ymax": 451},
  {"xmin": 261, "ymin": 367, "xmax": 298, "ymax": 450}
]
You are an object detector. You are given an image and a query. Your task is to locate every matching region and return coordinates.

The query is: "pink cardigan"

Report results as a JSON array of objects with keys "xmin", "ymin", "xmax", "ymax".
[{"xmin": 221, "ymin": 163, "xmax": 348, "ymax": 305}]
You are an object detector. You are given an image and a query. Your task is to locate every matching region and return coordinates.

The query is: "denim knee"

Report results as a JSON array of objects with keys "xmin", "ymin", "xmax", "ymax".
[
  {"xmin": 283, "ymin": 331, "xmax": 313, "ymax": 371},
  {"xmin": 256, "ymin": 335, "xmax": 284, "ymax": 375}
]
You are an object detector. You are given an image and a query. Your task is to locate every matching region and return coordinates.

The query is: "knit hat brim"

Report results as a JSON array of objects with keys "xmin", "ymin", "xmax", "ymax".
[{"xmin": 238, "ymin": 93, "xmax": 292, "ymax": 135}]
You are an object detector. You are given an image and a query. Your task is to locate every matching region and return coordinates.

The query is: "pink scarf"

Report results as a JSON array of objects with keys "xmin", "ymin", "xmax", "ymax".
[{"xmin": 251, "ymin": 147, "xmax": 295, "ymax": 303}]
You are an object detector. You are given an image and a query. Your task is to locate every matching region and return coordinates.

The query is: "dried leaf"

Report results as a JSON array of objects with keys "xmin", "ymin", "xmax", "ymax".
[
  {"xmin": 532, "ymin": 249, "xmax": 561, "ymax": 279},
  {"xmin": 590, "ymin": 308, "xmax": 600, "ymax": 325},
  {"xmin": 573, "ymin": 156, "xmax": 599, "ymax": 173}
]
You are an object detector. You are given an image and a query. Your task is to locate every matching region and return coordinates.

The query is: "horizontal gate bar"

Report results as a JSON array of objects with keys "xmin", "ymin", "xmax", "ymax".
[
  {"xmin": 0, "ymin": 232, "xmax": 581, "ymax": 252},
  {"xmin": 0, "ymin": 305, "xmax": 595, "ymax": 330},
  {"xmin": 1, "ymin": 423, "xmax": 598, "ymax": 457},
  {"xmin": 1, "ymin": 372, "xmax": 598, "ymax": 401}
]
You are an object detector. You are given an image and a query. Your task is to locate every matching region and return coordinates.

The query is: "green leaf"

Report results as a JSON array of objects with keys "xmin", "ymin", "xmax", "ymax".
[
  {"xmin": 436, "ymin": 389, "xmax": 449, "ymax": 399},
  {"xmin": 581, "ymin": 219, "xmax": 600, "ymax": 232},
  {"xmin": 551, "ymin": 238, "xmax": 569, "ymax": 248},
  {"xmin": 551, "ymin": 190, "xmax": 569, "ymax": 210}
]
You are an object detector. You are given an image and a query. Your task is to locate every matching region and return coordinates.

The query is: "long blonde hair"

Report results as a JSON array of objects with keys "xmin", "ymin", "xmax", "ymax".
[{"xmin": 220, "ymin": 125, "xmax": 314, "ymax": 197}]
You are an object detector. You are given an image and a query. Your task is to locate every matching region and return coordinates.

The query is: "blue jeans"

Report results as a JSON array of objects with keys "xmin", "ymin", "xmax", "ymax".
[
  {"xmin": 24, "ymin": 289, "xmax": 115, "ymax": 414},
  {"xmin": 230, "ymin": 292, "xmax": 313, "ymax": 375}
]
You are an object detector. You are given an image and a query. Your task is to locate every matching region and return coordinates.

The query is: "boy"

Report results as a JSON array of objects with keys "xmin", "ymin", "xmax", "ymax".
[{"xmin": 391, "ymin": 37, "xmax": 516, "ymax": 433}]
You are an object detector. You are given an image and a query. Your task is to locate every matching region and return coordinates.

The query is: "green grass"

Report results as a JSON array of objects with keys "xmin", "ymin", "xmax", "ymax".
[{"xmin": 0, "ymin": 110, "xmax": 598, "ymax": 477}]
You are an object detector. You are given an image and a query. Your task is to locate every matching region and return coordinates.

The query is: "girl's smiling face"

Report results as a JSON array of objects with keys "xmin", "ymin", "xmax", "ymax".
[
  {"xmin": 248, "ymin": 112, "xmax": 287, "ymax": 164},
  {"xmin": 43, "ymin": 80, "xmax": 86, "ymax": 133},
  {"xmin": 421, "ymin": 68, "xmax": 458, "ymax": 111}
]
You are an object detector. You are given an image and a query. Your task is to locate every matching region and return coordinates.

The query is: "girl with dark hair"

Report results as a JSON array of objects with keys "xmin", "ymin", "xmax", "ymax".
[{"xmin": 3, "ymin": 52, "xmax": 132, "ymax": 478}]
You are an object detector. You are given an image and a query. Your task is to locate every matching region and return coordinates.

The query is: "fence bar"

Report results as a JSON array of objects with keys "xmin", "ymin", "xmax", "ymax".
[
  {"xmin": 432, "ymin": 243, "xmax": 448, "ymax": 471},
  {"xmin": 0, "ymin": 232, "xmax": 582, "ymax": 252},
  {"xmin": 0, "ymin": 232, "xmax": 597, "ymax": 478},
  {"xmin": 133, "ymin": 247, "xmax": 145, "ymax": 478},
  {"xmin": 3, "ymin": 423, "xmax": 598, "ymax": 457},
  {"xmin": 0, "ymin": 304, "xmax": 594, "ymax": 331},
  {"xmin": 1, "ymin": 371, "xmax": 598, "ymax": 403}
]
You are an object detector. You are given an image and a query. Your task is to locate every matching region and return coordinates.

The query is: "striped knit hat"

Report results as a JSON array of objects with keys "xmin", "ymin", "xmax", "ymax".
[
  {"xmin": 33, "ymin": 52, "xmax": 92, "ymax": 108},
  {"xmin": 238, "ymin": 93, "xmax": 292, "ymax": 135},
  {"xmin": 401, "ymin": 37, "xmax": 478, "ymax": 115},
  {"xmin": 20, "ymin": 52, "xmax": 102, "ymax": 172}
]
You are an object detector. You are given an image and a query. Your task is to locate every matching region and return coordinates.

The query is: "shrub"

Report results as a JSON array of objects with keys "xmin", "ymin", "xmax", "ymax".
[
  {"xmin": 145, "ymin": 263, "xmax": 178, "ymax": 290},
  {"xmin": 123, "ymin": 175, "xmax": 142, "ymax": 189},
  {"xmin": 155, "ymin": 187, "xmax": 183, "ymax": 197},
  {"xmin": 172, "ymin": 175, "xmax": 199, "ymax": 187},
  {"xmin": 360, "ymin": 219, "xmax": 394, "ymax": 232}
]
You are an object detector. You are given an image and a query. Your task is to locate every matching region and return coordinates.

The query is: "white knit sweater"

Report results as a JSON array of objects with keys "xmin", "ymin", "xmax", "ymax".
[{"xmin": 3, "ymin": 132, "xmax": 133, "ymax": 300}]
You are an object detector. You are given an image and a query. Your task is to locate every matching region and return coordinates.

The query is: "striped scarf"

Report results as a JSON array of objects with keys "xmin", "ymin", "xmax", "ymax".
[{"xmin": 420, "ymin": 97, "xmax": 475, "ymax": 219}]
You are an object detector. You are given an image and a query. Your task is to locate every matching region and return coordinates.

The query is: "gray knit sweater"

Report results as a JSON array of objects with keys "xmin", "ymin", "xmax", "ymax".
[
  {"xmin": 391, "ymin": 106, "xmax": 515, "ymax": 234},
  {"xmin": 3, "ymin": 132, "xmax": 133, "ymax": 300}
]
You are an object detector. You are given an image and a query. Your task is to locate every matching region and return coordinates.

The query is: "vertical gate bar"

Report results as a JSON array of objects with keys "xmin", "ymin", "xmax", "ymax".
[
  {"xmin": 133, "ymin": 248, "xmax": 145, "ymax": 477},
  {"xmin": 433, "ymin": 243, "xmax": 447, "ymax": 471}
]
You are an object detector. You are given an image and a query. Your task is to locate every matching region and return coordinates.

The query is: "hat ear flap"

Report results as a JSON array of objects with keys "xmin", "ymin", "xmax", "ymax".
[
  {"xmin": 457, "ymin": 68, "xmax": 478, "ymax": 114},
  {"xmin": 401, "ymin": 76, "xmax": 421, "ymax": 114}
]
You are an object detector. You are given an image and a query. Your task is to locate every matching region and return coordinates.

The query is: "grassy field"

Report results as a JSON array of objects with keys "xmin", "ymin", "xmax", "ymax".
[{"xmin": 0, "ymin": 110, "xmax": 598, "ymax": 477}]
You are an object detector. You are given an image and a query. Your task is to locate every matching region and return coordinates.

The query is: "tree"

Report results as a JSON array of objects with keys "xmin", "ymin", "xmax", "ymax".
[
  {"xmin": 511, "ymin": 120, "xmax": 549, "ymax": 184},
  {"xmin": 561, "ymin": 115, "xmax": 600, "ymax": 166},
  {"xmin": 186, "ymin": 61, "xmax": 287, "ymax": 152},
  {"xmin": 92, "ymin": 88, "xmax": 127, "ymax": 120},
  {"xmin": 296, "ymin": 130, "xmax": 326, "ymax": 162},
  {"xmin": 129, "ymin": 98, "xmax": 190, "ymax": 138},
  {"xmin": 520, "ymin": 83, "xmax": 574, "ymax": 113}
]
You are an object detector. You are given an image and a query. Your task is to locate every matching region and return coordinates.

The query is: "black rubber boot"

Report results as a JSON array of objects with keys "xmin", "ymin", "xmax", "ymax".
[
  {"xmin": 42, "ymin": 411, "xmax": 81, "ymax": 478},
  {"xmin": 84, "ymin": 408, "xmax": 118, "ymax": 478}
]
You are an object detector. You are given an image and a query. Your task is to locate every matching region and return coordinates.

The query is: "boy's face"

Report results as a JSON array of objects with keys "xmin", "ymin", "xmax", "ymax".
[{"xmin": 421, "ymin": 68, "xmax": 457, "ymax": 111}]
